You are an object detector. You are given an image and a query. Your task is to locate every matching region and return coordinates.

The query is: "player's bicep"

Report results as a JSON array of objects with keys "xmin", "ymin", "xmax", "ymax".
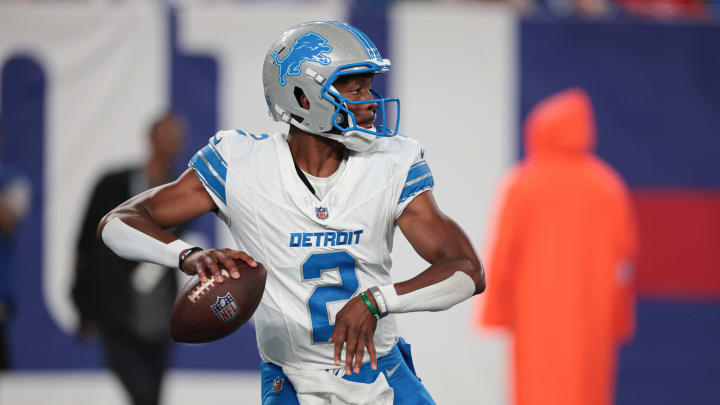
[
  {"xmin": 397, "ymin": 191, "xmax": 465, "ymax": 263},
  {"xmin": 117, "ymin": 169, "xmax": 217, "ymax": 229},
  {"xmin": 145, "ymin": 169, "xmax": 218, "ymax": 227}
]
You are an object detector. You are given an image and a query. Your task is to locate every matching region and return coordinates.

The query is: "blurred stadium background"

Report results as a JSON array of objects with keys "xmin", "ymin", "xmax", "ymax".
[{"xmin": 0, "ymin": 0, "xmax": 718, "ymax": 404}]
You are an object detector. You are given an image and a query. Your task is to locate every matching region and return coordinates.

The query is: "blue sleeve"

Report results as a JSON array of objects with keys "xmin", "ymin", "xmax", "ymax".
[
  {"xmin": 395, "ymin": 148, "xmax": 434, "ymax": 218},
  {"xmin": 398, "ymin": 159, "xmax": 434, "ymax": 204},
  {"xmin": 188, "ymin": 135, "xmax": 228, "ymax": 206}
]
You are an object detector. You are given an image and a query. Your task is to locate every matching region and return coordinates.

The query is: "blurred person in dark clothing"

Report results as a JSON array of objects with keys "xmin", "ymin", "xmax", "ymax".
[
  {"xmin": 0, "ymin": 118, "xmax": 31, "ymax": 371},
  {"xmin": 72, "ymin": 113, "xmax": 185, "ymax": 405}
]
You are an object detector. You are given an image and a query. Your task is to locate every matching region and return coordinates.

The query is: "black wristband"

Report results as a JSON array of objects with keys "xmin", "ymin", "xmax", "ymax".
[{"xmin": 178, "ymin": 247, "xmax": 203, "ymax": 270}]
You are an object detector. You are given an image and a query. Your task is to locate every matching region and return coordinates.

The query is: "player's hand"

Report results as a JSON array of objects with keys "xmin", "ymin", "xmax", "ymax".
[
  {"xmin": 329, "ymin": 291, "xmax": 378, "ymax": 376},
  {"xmin": 181, "ymin": 248, "xmax": 257, "ymax": 284}
]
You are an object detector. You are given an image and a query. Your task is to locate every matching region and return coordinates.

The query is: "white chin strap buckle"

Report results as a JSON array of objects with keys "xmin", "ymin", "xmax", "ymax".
[{"xmin": 334, "ymin": 128, "xmax": 377, "ymax": 152}]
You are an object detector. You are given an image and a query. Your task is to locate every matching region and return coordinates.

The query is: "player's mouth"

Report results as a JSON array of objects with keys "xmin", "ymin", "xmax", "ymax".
[{"xmin": 357, "ymin": 116, "xmax": 375, "ymax": 129}]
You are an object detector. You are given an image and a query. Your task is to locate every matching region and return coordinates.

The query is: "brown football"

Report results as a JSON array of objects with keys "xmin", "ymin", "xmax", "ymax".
[{"xmin": 170, "ymin": 260, "xmax": 266, "ymax": 343}]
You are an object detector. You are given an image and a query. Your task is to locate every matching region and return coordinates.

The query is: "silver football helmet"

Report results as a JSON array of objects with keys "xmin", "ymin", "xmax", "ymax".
[{"xmin": 262, "ymin": 21, "xmax": 399, "ymax": 151}]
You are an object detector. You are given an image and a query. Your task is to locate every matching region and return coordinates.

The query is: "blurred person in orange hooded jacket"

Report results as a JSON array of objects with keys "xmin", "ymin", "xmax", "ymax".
[{"xmin": 477, "ymin": 88, "xmax": 637, "ymax": 405}]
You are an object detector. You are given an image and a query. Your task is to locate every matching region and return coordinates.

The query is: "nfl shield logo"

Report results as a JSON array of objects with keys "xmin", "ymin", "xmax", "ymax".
[
  {"xmin": 272, "ymin": 376, "xmax": 284, "ymax": 392},
  {"xmin": 316, "ymin": 207, "xmax": 329, "ymax": 220},
  {"xmin": 210, "ymin": 293, "xmax": 240, "ymax": 322}
]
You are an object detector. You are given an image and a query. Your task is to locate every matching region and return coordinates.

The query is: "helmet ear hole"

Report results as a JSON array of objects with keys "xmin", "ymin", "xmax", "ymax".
[
  {"xmin": 335, "ymin": 111, "xmax": 347, "ymax": 127},
  {"xmin": 294, "ymin": 87, "xmax": 309, "ymax": 110}
]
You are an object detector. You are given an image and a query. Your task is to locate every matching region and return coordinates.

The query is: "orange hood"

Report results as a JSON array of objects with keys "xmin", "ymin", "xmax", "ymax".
[{"xmin": 524, "ymin": 88, "xmax": 596, "ymax": 159}]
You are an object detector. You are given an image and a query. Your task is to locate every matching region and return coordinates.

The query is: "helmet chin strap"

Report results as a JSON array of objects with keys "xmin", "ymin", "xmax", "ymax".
[
  {"xmin": 321, "ymin": 128, "xmax": 377, "ymax": 152},
  {"xmin": 290, "ymin": 116, "xmax": 377, "ymax": 152}
]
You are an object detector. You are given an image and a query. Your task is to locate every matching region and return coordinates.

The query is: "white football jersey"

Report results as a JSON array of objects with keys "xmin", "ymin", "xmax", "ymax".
[{"xmin": 189, "ymin": 130, "xmax": 434, "ymax": 371}]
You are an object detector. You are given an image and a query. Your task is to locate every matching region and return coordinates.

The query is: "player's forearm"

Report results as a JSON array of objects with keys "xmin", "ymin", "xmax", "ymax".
[
  {"xmin": 97, "ymin": 198, "xmax": 191, "ymax": 269},
  {"xmin": 98, "ymin": 199, "xmax": 177, "ymax": 244},
  {"xmin": 376, "ymin": 258, "xmax": 483, "ymax": 315},
  {"xmin": 99, "ymin": 217, "xmax": 192, "ymax": 269},
  {"xmin": 395, "ymin": 257, "xmax": 483, "ymax": 296}
]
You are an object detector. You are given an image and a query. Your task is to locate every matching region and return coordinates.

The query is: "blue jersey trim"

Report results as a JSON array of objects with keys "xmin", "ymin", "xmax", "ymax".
[
  {"xmin": 406, "ymin": 162, "xmax": 431, "ymax": 183},
  {"xmin": 189, "ymin": 153, "xmax": 227, "ymax": 205},
  {"xmin": 400, "ymin": 161, "xmax": 434, "ymax": 204},
  {"xmin": 409, "ymin": 159, "xmax": 426, "ymax": 169},
  {"xmin": 198, "ymin": 144, "xmax": 227, "ymax": 181},
  {"xmin": 399, "ymin": 176, "xmax": 434, "ymax": 204},
  {"xmin": 208, "ymin": 141, "xmax": 228, "ymax": 167},
  {"xmin": 236, "ymin": 129, "xmax": 269, "ymax": 140}
]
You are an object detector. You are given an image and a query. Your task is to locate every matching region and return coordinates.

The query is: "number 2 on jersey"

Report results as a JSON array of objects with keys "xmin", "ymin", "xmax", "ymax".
[{"xmin": 302, "ymin": 251, "xmax": 359, "ymax": 343}]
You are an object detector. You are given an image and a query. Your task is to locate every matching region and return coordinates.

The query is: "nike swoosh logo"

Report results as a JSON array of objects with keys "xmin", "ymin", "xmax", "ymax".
[{"xmin": 385, "ymin": 362, "xmax": 401, "ymax": 378}]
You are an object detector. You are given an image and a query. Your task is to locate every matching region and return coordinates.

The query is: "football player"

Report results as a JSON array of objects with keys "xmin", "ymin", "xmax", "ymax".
[{"xmin": 98, "ymin": 21, "xmax": 485, "ymax": 405}]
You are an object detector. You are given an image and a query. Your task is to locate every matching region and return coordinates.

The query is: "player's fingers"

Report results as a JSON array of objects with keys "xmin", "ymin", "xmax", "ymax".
[
  {"xmin": 353, "ymin": 335, "xmax": 365, "ymax": 374},
  {"xmin": 344, "ymin": 329, "xmax": 359, "ymax": 376},
  {"xmin": 203, "ymin": 255, "xmax": 224, "ymax": 283},
  {"xmin": 366, "ymin": 333, "xmax": 377, "ymax": 371},
  {"xmin": 228, "ymin": 250, "xmax": 257, "ymax": 267},
  {"xmin": 214, "ymin": 250, "xmax": 240, "ymax": 279},
  {"xmin": 193, "ymin": 262, "xmax": 208, "ymax": 283},
  {"xmin": 237, "ymin": 252, "xmax": 258, "ymax": 267},
  {"xmin": 331, "ymin": 326, "xmax": 347, "ymax": 366}
]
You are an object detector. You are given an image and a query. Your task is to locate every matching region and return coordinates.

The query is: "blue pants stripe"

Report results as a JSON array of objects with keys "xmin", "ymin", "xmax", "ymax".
[{"xmin": 261, "ymin": 339, "xmax": 435, "ymax": 405}]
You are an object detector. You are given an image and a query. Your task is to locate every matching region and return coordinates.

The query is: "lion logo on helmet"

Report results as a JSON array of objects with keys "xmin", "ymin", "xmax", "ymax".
[{"xmin": 272, "ymin": 32, "xmax": 333, "ymax": 86}]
